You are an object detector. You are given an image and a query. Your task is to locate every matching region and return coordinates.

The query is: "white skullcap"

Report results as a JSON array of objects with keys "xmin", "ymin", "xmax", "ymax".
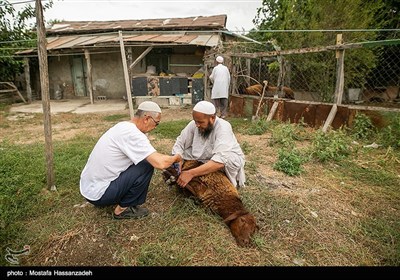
[
  {"xmin": 138, "ymin": 101, "xmax": 161, "ymax": 113},
  {"xmin": 193, "ymin": 101, "xmax": 216, "ymax": 115},
  {"xmin": 216, "ymin": 56, "xmax": 224, "ymax": 63}
]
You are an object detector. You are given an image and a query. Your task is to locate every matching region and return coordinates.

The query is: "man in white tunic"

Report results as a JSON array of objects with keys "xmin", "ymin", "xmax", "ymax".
[
  {"xmin": 209, "ymin": 55, "xmax": 230, "ymax": 119},
  {"xmin": 172, "ymin": 101, "xmax": 245, "ymax": 189},
  {"xmin": 80, "ymin": 101, "xmax": 181, "ymax": 219}
]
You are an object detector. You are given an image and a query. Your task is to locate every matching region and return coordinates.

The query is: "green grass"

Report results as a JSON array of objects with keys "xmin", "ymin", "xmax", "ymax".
[
  {"xmin": 150, "ymin": 119, "xmax": 191, "ymax": 139},
  {"xmin": 1, "ymin": 112, "xmax": 399, "ymax": 266},
  {"xmin": 103, "ymin": 114, "xmax": 128, "ymax": 122}
]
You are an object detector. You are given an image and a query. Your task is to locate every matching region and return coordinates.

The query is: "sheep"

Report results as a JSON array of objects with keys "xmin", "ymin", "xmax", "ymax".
[
  {"xmin": 239, "ymin": 82, "xmax": 295, "ymax": 99},
  {"xmin": 162, "ymin": 160, "xmax": 258, "ymax": 247}
]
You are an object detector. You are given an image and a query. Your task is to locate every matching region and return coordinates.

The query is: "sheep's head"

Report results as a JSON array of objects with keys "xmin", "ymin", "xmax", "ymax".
[{"xmin": 229, "ymin": 213, "xmax": 258, "ymax": 247}]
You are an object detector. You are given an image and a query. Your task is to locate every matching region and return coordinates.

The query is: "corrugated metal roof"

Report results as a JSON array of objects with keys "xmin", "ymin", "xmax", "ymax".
[
  {"xmin": 48, "ymin": 15, "xmax": 227, "ymax": 35},
  {"xmin": 42, "ymin": 33, "xmax": 221, "ymax": 50}
]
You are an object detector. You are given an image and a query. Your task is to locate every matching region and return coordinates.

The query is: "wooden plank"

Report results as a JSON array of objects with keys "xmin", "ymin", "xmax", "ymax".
[
  {"xmin": 84, "ymin": 49, "xmax": 94, "ymax": 104},
  {"xmin": 15, "ymin": 88, "xmax": 27, "ymax": 103},
  {"xmin": 253, "ymin": 81, "xmax": 268, "ymax": 120},
  {"xmin": 2, "ymin": 78, "xmax": 27, "ymax": 104},
  {"xmin": 129, "ymin": 46, "xmax": 153, "ymax": 69},
  {"xmin": 228, "ymin": 39, "xmax": 400, "ymax": 59},
  {"xmin": 334, "ymin": 34, "xmax": 345, "ymax": 105},
  {"xmin": 266, "ymin": 101, "xmax": 279, "ymax": 121},
  {"xmin": 0, "ymin": 89, "xmax": 17, "ymax": 93},
  {"xmin": 322, "ymin": 104, "xmax": 338, "ymax": 132},
  {"xmin": 24, "ymin": 57, "xmax": 32, "ymax": 102},
  {"xmin": 119, "ymin": 31, "xmax": 134, "ymax": 118}
]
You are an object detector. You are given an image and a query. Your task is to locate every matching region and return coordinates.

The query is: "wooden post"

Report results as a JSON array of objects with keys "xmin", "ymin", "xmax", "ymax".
[
  {"xmin": 324, "ymin": 34, "xmax": 345, "ymax": 133},
  {"xmin": 127, "ymin": 47, "xmax": 132, "ymax": 86},
  {"xmin": 204, "ymin": 64, "xmax": 209, "ymax": 101},
  {"xmin": 84, "ymin": 49, "xmax": 94, "ymax": 104},
  {"xmin": 322, "ymin": 104, "xmax": 338, "ymax": 133},
  {"xmin": 231, "ymin": 63, "xmax": 237, "ymax": 96},
  {"xmin": 24, "ymin": 57, "xmax": 32, "ymax": 103},
  {"xmin": 334, "ymin": 34, "xmax": 345, "ymax": 104},
  {"xmin": 36, "ymin": 0, "xmax": 55, "ymax": 190},
  {"xmin": 253, "ymin": 80, "xmax": 268, "ymax": 121},
  {"xmin": 246, "ymin": 58, "xmax": 251, "ymax": 86},
  {"xmin": 119, "ymin": 31, "xmax": 134, "ymax": 118},
  {"xmin": 129, "ymin": 46, "xmax": 153, "ymax": 69},
  {"xmin": 276, "ymin": 57, "xmax": 284, "ymax": 98},
  {"xmin": 266, "ymin": 101, "xmax": 279, "ymax": 122}
]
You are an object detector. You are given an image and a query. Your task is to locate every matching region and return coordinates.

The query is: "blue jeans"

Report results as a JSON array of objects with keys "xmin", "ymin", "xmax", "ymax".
[{"xmin": 87, "ymin": 160, "xmax": 154, "ymax": 208}]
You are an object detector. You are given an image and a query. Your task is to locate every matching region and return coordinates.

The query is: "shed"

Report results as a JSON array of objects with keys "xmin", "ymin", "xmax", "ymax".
[{"xmin": 18, "ymin": 14, "xmax": 251, "ymax": 107}]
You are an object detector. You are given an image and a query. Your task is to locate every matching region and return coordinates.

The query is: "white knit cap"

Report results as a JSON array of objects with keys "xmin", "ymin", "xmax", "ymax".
[
  {"xmin": 193, "ymin": 101, "xmax": 216, "ymax": 115},
  {"xmin": 138, "ymin": 101, "xmax": 161, "ymax": 113},
  {"xmin": 216, "ymin": 56, "xmax": 224, "ymax": 63}
]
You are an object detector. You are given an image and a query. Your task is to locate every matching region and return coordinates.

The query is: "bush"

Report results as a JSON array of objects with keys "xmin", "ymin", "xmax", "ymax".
[
  {"xmin": 273, "ymin": 148, "xmax": 304, "ymax": 176},
  {"xmin": 378, "ymin": 113, "xmax": 400, "ymax": 149},
  {"xmin": 351, "ymin": 112, "xmax": 376, "ymax": 140},
  {"xmin": 246, "ymin": 118, "xmax": 269, "ymax": 135},
  {"xmin": 311, "ymin": 129, "xmax": 351, "ymax": 162}
]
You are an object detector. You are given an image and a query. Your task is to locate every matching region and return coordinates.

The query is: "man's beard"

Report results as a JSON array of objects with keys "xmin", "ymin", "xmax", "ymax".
[{"xmin": 199, "ymin": 123, "xmax": 213, "ymax": 139}]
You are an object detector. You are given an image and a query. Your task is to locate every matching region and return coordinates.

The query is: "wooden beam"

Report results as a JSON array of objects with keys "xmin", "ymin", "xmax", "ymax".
[
  {"xmin": 24, "ymin": 57, "xmax": 32, "ymax": 103},
  {"xmin": 322, "ymin": 104, "xmax": 338, "ymax": 133},
  {"xmin": 266, "ymin": 101, "xmax": 279, "ymax": 121},
  {"xmin": 334, "ymin": 34, "xmax": 345, "ymax": 105},
  {"xmin": 84, "ymin": 49, "xmax": 94, "ymax": 104},
  {"xmin": 204, "ymin": 64, "xmax": 209, "ymax": 101},
  {"xmin": 129, "ymin": 46, "xmax": 153, "ymax": 69},
  {"xmin": 246, "ymin": 58, "xmax": 251, "ymax": 86},
  {"xmin": 119, "ymin": 31, "xmax": 134, "ymax": 118},
  {"xmin": 228, "ymin": 39, "xmax": 400, "ymax": 59},
  {"xmin": 253, "ymin": 80, "xmax": 268, "ymax": 120},
  {"xmin": 36, "ymin": 0, "xmax": 55, "ymax": 190},
  {"xmin": 5, "ymin": 82, "xmax": 27, "ymax": 103}
]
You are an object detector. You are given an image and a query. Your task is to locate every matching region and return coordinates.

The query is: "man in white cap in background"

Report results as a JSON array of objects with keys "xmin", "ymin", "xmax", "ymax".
[
  {"xmin": 80, "ymin": 101, "xmax": 182, "ymax": 219},
  {"xmin": 171, "ymin": 100, "xmax": 245, "ymax": 189},
  {"xmin": 209, "ymin": 55, "xmax": 231, "ymax": 119}
]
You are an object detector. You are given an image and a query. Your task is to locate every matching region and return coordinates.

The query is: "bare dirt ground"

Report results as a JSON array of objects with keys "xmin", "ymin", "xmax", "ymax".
[{"xmin": 2, "ymin": 105, "xmax": 192, "ymax": 144}]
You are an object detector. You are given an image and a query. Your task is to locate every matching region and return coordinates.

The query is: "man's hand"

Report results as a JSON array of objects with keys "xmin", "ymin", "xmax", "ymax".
[{"xmin": 177, "ymin": 170, "xmax": 194, "ymax": 188}]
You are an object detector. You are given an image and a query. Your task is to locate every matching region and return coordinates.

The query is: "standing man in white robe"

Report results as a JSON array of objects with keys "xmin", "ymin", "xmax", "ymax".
[
  {"xmin": 171, "ymin": 101, "xmax": 245, "ymax": 189},
  {"xmin": 209, "ymin": 56, "xmax": 230, "ymax": 119}
]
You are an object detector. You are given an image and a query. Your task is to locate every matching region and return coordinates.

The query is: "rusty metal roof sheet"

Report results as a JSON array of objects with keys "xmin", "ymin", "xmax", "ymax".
[
  {"xmin": 40, "ymin": 33, "xmax": 221, "ymax": 51},
  {"xmin": 48, "ymin": 15, "xmax": 227, "ymax": 35}
]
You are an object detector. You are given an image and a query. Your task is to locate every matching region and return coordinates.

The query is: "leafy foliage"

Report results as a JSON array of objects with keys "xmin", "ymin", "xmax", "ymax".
[
  {"xmin": 311, "ymin": 128, "xmax": 351, "ymax": 162},
  {"xmin": 378, "ymin": 112, "xmax": 400, "ymax": 149},
  {"xmin": 246, "ymin": 118, "xmax": 269, "ymax": 135},
  {"xmin": 273, "ymin": 148, "xmax": 304, "ymax": 176},
  {"xmin": 0, "ymin": 0, "xmax": 53, "ymax": 81},
  {"xmin": 351, "ymin": 112, "xmax": 377, "ymax": 140},
  {"xmin": 249, "ymin": 0, "xmax": 394, "ymax": 102}
]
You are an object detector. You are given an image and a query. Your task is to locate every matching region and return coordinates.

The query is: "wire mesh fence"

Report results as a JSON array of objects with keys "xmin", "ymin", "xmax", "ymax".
[{"xmin": 227, "ymin": 31, "xmax": 400, "ymax": 106}]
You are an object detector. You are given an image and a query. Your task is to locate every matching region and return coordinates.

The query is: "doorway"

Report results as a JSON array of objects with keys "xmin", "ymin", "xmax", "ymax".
[{"xmin": 71, "ymin": 56, "xmax": 87, "ymax": 97}]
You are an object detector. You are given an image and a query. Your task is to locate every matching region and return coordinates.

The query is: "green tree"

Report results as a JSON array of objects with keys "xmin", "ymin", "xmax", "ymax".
[
  {"xmin": 0, "ymin": 0, "xmax": 52, "ymax": 81},
  {"xmin": 253, "ymin": 0, "xmax": 385, "ymax": 46},
  {"xmin": 249, "ymin": 0, "xmax": 392, "ymax": 102}
]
